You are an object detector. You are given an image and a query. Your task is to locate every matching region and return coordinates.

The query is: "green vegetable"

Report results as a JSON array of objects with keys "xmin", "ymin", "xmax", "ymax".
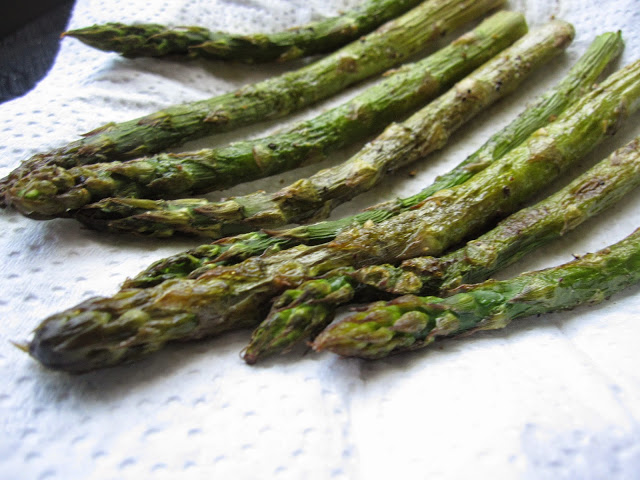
[
  {"xmin": 313, "ymin": 227, "xmax": 640, "ymax": 359},
  {"xmin": 75, "ymin": 18, "xmax": 571, "ymax": 236},
  {"xmin": 9, "ymin": 11, "xmax": 528, "ymax": 218},
  {"xmin": 243, "ymin": 131, "xmax": 640, "ymax": 364},
  {"xmin": 2, "ymin": 0, "xmax": 502, "ymax": 206},
  {"xmin": 123, "ymin": 31, "xmax": 622, "ymax": 288},
  {"xmin": 354, "ymin": 137, "xmax": 640, "ymax": 295},
  {"xmin": 251, "ymin": 131, "xmax": 640, "ymax": 361},
  {"xmin": 25, "ymin": 54, "xmax": 640, "ymax": 373},
  {"xmin": 64, "ymin": 0, "xmax": 423, "ymax": 62}
]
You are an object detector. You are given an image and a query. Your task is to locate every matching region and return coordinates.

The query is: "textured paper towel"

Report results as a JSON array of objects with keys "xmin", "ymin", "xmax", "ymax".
[{"xmin": 1, "ymin": 1, "xmax": 640, "ymax": 479}]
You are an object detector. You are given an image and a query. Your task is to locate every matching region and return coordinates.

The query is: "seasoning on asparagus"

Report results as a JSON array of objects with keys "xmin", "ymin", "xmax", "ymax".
[
  {"xmin": 124, "ymin": 31, "xmax": 623, "ymax": 288},
  {"xmin": 63, "ymin": 0, "xmax": 423, "ymax": 62},
  {"xmin": 74, "ymin": 19, "xmax": 572, "ymax": 237},
  {"xmin": 313, "ymin": 227, "xmax": 640, "ymax": 359},
  {"xmin": 2, "ymin": 0, "xmax": 503, "ymax": 205},
  {"xmin": 9, "ymin": 11, "xmax": 528, "ymax": 218},
  {"xmin": 25, "ymin": 54, "xmax": 640, "ymax": 373},
  {"xmin": 244, "ymin": 135, "xmax": 640, "ymax": 363}
]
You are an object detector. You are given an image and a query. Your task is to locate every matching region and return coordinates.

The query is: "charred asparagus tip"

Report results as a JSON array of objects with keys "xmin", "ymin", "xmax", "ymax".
[{"xmin": 240, "ymin": 348, "xmax": 258, "ymax": 365}]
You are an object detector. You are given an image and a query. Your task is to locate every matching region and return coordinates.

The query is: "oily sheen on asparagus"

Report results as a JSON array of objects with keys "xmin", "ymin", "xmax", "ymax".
[
  {"xmin": 1, "ymin": 0, "xmax": 503, "ymax": 203},
  {"xmin": 124, "ymin": 31, "xmax": 622, "ymax": 288},
  {"xmin": 313, "ymin": 227, "xmax": 640, "ymax": 359},
  {"xmin": 243, "ymin": 135, "xmax": 640, "ymax": 363},
  {"xmin": 9, "ymin": 11, "xmax": 528, "ymax": 218},
  {"xmin": 63, "ymin": 0, "xmax": 424, "ymax": 62},
  {"xmin": 25, "ymin": 55, "xmax": 640, "ymax": 372},
  {"xmin": 74, "ymin": 20, "xmax": 573, "ymax": 237}
]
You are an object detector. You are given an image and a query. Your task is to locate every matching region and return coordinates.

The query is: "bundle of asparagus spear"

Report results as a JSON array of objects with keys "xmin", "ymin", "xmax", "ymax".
[{"xmin": 3, "ymin": 0, "xmax": 640, "ymax": 373}]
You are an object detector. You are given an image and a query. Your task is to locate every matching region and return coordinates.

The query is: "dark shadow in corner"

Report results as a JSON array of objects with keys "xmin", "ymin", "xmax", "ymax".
[{"xmin": 0, "ymin": 1, "xmax": 75, "ymax": 103}]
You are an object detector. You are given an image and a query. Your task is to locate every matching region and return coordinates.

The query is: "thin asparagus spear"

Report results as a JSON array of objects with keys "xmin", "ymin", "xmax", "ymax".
[
  {"xmin": 10, "ymin": 11, "xmax": 528, "ymax": 218},
  {"xmin": 64, "ymin": 0, "xmax": 423, "ymax": 62},
  {"xmin": 1, "ymin": 0, "xmax": 502, "ymax": 204},
  {"xmin": 243, "ymin": 135, "xmax": 640, "ymax": 363},
  {"xmin": 75, "ymin": 20, "xmax": 573, "ymax": 237},
  {"xmin": 25, "ymin": 57, "xmax": 640, "ymax": 372},
  {"xmin": 313, "ymin": 227, "xmax": 640, "ymax": 359},
  {"xmin": 124, "ymin": 31, "xmax": 623, "ymax": 288}
]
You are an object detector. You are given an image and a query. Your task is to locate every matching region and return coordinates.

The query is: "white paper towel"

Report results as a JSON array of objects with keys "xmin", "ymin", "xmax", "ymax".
[{"xmin": 1, "ymin": 1, "xmax": 640, "ymax": 479}]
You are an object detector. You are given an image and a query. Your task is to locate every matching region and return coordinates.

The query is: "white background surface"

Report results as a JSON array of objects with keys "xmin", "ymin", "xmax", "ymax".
[{"xmin": 1, "ymin": 1, "xmax": 640, "ymax": 479}]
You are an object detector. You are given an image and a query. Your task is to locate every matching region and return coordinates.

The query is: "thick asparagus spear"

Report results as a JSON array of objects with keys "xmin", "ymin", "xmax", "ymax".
[
  {"xmin": 313, "ymin": 227, "xmax": 640, "ymax": 359},
  {"xmin": 124, "ymin": 31, "xmax": 623, "ymax": 288},
  {"xmin": 243, "ymin": 135, "xmax": 640, "ymax": 363},
  {"xmin": 64, "ymin": 0, "xmax": 423, "ymax": 62},
  {"xmin": 75, "ymin": 20, "xmax": 573, "ymax": 237},
  {"xmin": 355, "ymin": 138, "xmax": 640, "ymax": 295},
  {"xmin": 10, "ymin": 11, "xmax": 528, "ymax": 218},
  {"xmin": 1, "ymin": 0, "xmax": 502, "ymax": 204},
  {"xmin": 25, "ymin": 56, "xmax": 640, "ymax": 372}
]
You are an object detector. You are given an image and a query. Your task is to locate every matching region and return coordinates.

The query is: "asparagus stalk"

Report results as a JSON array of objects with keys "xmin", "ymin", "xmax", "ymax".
[
  {"xmin": 63, "ymin": 0, "xmax": 423, "ymax": 62},
  {"xmin": 243, "ymin": 135, "xmax": 640, "ymax": 363},
  {"xmin": 10, "ymin": 11, "xmax": 528, "ymax": 218},
  {"xmin": 355, "ymin": 137, "xmax": 640, "ymax": 295},
  {"xmin": 313, "ymin": 227, "xmax": 640, "ymax": 359},
  {"xmin": 122, "ymin": 232, "xmax": 293, "ymax": 288},
  {"xmin": 75, "ymin": 19, "xmax": 573, "ymax": 237},
  {"xmin": 25, "ymin": 56, "xmax": 640, "ymax": 372},
  {"xmin": 124, "ymin": 31, "xmax": 623, "ymax": 288},
  {"xmin": 1, "ymin": 0, "xmax": 502, "ymax": 204}
]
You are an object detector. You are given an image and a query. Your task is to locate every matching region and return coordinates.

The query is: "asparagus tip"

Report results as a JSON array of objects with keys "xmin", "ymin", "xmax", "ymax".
[
  {"xmin": 240, "ymin": 347, "xmax": 259, "ymax": 365},
  {"xmin": 310, "ymin": 330, "xmax": 337, "ymax": 353},
  {"xmin": 10, "ymin": 340, "xmax": 30, "ymax": 353}
]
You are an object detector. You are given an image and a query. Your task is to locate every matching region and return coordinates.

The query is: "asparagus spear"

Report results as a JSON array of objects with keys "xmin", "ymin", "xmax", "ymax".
[
  {"xmin": 355, "ymin": 138, "xmax": 640, "ymax": 295},
  {"xmin": 25, "ymin": 56, "xmax": 640, "ymax": 372},
  {"xmin": 313, "ymin": 227, "xmax": 640, "ymax": 359},
  {"xmin": 63, "ymin": 0, "xmax": 423, "ymax": 62},
  {"xmin": 75, "ymin": 19, "xmax": 573, "ymax": 237},
  {"xmin": 10, "ymin": 11, "xmax": 528, "ymax": 218},
  {"xmin": 124, "ymin": 31, "xmax": 623, "ymax": 288},
  {"xmin": 243, "ymin": 135, "xmax": 640, "ymax": 363},
  {"xmin": 1, "ymin": 0, "xmax": 502, "ymax": 204}
]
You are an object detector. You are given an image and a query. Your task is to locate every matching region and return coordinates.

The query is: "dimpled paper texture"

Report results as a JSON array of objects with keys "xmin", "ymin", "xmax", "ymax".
[{"xmin": 1, "ymin": 0, "xmax": 640, "ymax": 478}]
